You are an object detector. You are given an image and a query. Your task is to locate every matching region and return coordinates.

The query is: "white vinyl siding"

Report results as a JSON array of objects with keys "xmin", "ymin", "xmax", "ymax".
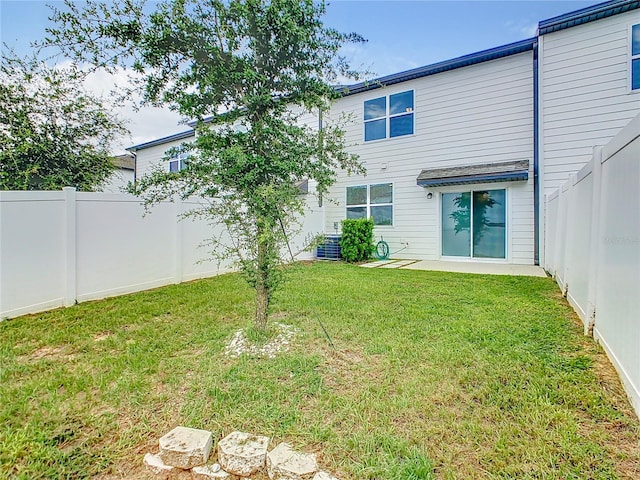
[
  {"xmin": 102, "ymin": 168, "xmax": 135, "ymax": 193},
  {"xmin": 324, "ymin": 51, "xmax": 535, "ymax": 264},
  {"xmin": 539, "ymin": 9, "xmax": 640, "ymax": 196},
  {"xmin": 135, "ymin": 136, "xmax": 194, "ymax": 179}
]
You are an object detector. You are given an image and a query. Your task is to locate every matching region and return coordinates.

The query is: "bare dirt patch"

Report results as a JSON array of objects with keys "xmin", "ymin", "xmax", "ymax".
[
  {"xmin": 19, "ymin": 345, "xmax": 76, "ymax": 362},
  {"xmin": 93, "ymin": 332, "xmax": 114, "ymax": 342}
]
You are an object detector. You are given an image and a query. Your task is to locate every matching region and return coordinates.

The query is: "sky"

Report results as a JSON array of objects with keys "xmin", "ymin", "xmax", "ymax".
[{"xmin": 1, "ymin": 0, "xmax": 602, "ymax": 153}]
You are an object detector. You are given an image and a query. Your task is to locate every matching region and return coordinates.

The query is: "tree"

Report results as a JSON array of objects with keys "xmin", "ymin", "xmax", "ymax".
[
  {"xmin": 0, "ymin": 54, "xmax": 128, "ymax": 191},
  {"xmin": 47, "ymin": 0, "xmax": 366, "ymax": 330}
]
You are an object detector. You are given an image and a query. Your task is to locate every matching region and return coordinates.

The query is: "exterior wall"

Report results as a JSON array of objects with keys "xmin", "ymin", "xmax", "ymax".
[
  {"xmin": 134, "ymin": 109, "xmax": 319, "ymax": 180},
  {"xmin": 325, "ymin": 52, "xmax": 535, "ymax": 264},
  {"xmin": 102, "ymin": 168, "xmax": 135, "ymax": 193},
  {"xmin": 539, "ymin": 9, "xmax": 640, "ymax": 197},
  {"xmin": 135, "ymin": 136, "xmax": 193, "ymax": 179}
]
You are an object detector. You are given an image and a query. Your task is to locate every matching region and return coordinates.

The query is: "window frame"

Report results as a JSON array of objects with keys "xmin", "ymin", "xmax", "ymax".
[
  {"xmin": 346, "ymin": 182, "xmax": 394, "ymax": 226},
  {"xmin": 168, "ymin": 152, "xmax": 190, "ymax": 172},
  {"xmin": 363, "ymin": 96, "xmax": 387, "ymax": 142},
  {"xmin": 363, "ymin": 90, "xmax": 414, "ymax": 142},
  {"xmin": 631, "ymin": 23, "xmax": 640, "ymax": 92}
]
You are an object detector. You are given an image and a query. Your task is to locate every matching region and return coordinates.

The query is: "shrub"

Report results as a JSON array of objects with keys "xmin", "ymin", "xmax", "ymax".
[{"xmin": 340, "ymin": 218, "xmax": 375, "ymax": 262}]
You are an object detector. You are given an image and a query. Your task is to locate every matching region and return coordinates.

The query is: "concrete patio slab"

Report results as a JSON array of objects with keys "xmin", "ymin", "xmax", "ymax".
[
  {"xmin": 360, "ymin": 260, "xmax": 397, "ymax": 268},
  {"xmin": 401, "ymin": 260, "xmax": 547, "ymax": 277},
  {"xmin": 379, "ymin": 259, "xmax": 418, "ymax": 268}
]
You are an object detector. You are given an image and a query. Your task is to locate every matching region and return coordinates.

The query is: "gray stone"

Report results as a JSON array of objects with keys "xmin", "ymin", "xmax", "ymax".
[
  {"xmin": 192, "ymin": 464, "xmax": 232, "ymax": 479},
  {"xmin": 312, "ymin": 472, "xmax": 340, "ymax": 480},
  {"xmin": 218, "ymin": 431, "xmax": 270, "ymax": 476},
  {"xmin": 266, "ymin": 443, "xmax": 318, "ymax": 480},
  {"xmin": 143, "ymin": 452, "xmax": 174, "ymax": 477},
  {"xmin": 159, "ymin": 426, "xmax": 213, "ymax": 469}
]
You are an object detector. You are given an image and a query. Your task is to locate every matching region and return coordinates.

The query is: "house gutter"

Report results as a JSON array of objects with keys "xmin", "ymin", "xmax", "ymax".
[
  {"xmin": 533, "ymin": 40, "xmax": 540, "ymax": 266},
  {"xmin": 132, "ymin": 152, "xmax": 137, "ymax": 187}
]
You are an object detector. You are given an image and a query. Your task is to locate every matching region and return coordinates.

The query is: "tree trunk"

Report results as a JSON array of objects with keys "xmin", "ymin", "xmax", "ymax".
[
  {"xmin": 255, "ymin": 231, "xmax": 270, "ymax": 331},
  {"xmin": 255, "ymin": 277, "xmax": 269, "ymax": 331}
]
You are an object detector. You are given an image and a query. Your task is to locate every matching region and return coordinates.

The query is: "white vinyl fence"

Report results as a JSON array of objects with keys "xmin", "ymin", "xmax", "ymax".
[
  {"xmin": 545, "ymin": 113, "xmax": 640, "ymax": 418},
  {"xmin": 0, "ymin": 189, "xmax": 323, "ymax": 320}
]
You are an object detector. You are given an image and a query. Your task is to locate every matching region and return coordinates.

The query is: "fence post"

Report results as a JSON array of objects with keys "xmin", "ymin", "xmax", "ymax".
[
  {"xmin": 543, "ymin": 193, "xmax": 555, "ymax": 274},
  {"xmin": 585, "ymin": 146, "xmax": 603, "ymax": 336},
  {"xmin": 63, "ymin": 187, "xmax": 77, "ymax": 307},
  {"xmin": 174, "ymin": 198, "xmax": 183, "ymax": 284}
]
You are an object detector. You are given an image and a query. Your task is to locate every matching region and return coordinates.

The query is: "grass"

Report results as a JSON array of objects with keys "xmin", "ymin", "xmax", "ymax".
[{"xmin": 1, "ymin": 262, "xmax": 639, "ymax": 479}]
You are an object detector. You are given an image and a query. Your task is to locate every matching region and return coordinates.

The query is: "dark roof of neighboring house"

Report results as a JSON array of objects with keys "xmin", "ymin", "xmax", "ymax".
[
  {"xmin": 538, "ymin": 0, "xmax": 639, "ymax": 35},
  {"xmin": 112, "ymin": 153, "xmax": 135, "ymax": 170},
  {"xmin": 341, "ymin": 38, "xmax": 536, "ymax": 96},
  {"xmin": 416, "ymin": 160, "xmax": 530, "ymax": 187},
  {"xmin": 127, "ymin": 130, "xmax": 195, "ymax": 152}
]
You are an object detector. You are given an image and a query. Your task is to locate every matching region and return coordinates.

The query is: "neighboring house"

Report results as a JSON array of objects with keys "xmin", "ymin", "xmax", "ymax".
[
  {"xmin": 127, "ymin": 129, "xmax": 195, "ymax": 175},
  {"xmin": 128, "ymin": 0, "xmax": 640, "ymax": 267},
  {"xmin": 102, "ymin": 153, "xmax": 135, "ymax": 193}
]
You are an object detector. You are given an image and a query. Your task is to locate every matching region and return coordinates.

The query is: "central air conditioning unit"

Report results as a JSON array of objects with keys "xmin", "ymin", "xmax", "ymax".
[{"xmin": 316, "ymin": 234, "xmax": 342, "ymax": 260}]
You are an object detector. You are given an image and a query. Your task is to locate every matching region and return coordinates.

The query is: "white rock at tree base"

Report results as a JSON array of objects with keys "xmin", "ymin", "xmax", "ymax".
[
  {"xmin": 218, "ymin": 431, "xmax": 270, "ymax": 476},
  {"xmin": 267, "ymin": 442, "xmax": 318, "ymax": 480},
  {"xmin": 158, "ymin": 426, "xmax": 213, "ymax": 469}
]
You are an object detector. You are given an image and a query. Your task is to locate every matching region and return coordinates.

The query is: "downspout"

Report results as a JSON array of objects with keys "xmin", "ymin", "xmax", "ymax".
[
  {"xmin": 533, "ymin": 41, "xmax": 540, "ymax": 266},
  {"xmin": 132, "ymin": 151, "xmax": 137, "ymax": 187}
]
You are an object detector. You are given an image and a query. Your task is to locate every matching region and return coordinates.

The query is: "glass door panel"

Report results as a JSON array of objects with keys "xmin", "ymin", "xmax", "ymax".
[
  {"xmin": 442, "ymin": 192, "xmax": 471, "ymax": 257},
  {"xmin": 472, "ymin": 190, "xmax": 506, "ymax": 259}
]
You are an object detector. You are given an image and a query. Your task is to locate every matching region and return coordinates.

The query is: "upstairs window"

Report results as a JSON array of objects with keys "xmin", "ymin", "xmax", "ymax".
[
  {"xmin": 364, "ymin": 90, "xmax": 414, "ymax": 141},
  {"xmin": 169, "ymin": 153, "xmax": 190, "ymax": 172},
  {"xmin": 346, "ymin": 183, "xmax": 393, "ymax": 226},
  {"xmin": 632, "ymin": 24, "xmax": 640, "ymax": 90}
]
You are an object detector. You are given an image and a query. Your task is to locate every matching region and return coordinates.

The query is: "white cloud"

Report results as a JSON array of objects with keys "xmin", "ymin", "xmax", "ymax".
[
  {"xmin": 335, "ymin": 42, "xmax": 421, "ymax": 86},
  {"xmin": 504, "ymin": 20, "xmax": 538, "ymax": 38},
  {"xmin": 520, "ymin": 22, "xmax": 538, "ymax": 38},
  {"xmin": 55, "ymin": 61, "xmax": 186, "ymax": 154}
]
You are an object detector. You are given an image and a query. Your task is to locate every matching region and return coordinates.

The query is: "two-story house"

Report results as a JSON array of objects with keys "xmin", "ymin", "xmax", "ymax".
[{"xmin": 128, "ymin": 0, "xmax": 640, "ymax": 267}]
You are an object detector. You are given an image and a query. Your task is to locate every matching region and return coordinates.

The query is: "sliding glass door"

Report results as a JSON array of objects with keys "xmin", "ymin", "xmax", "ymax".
[{"xmin": 441, "ymin": 189, "xmax": 506, "ymax": 259}]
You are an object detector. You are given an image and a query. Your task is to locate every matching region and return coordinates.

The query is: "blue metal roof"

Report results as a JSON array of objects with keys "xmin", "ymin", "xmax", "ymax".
[
  {"xmin": 538, "ymin": 0, "xmax": 639, "ymax": 35},
  {"xmin": 340, "ymin": 38, "xmax": 536, "ymax": 96},
  {"xmin": 127, "ymin": 1, "xmax": 638, "ymax": 150},
  {"xmin": 127, "ymin": 130, "xmax": 194, "ymax": 152}
]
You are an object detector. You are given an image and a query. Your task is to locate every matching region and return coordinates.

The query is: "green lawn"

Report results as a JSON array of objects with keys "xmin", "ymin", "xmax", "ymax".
[{"xmin": 1, "ymin": 262, "xmax": 639, "ymax": 479}]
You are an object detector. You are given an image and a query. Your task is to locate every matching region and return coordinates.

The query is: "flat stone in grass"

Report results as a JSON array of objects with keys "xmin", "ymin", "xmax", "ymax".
[
  {"xmin": 267, "ymin": 443, "xmax": 318, "ymax": 480},
  {"xmin": 312, "ymin": 472, "xmax": 340, "ymax": 480},
  {"xmin": 218, "ymin": 431, "xmax": 270, "ymax": 476},
  {"xmin": 143, "ymin": 452, "xmax": 174, "ymax": 476},
  {"xmin": 192, "ymin": 463, "xmax": 232, "ymax": 479},
  {"xmin": 158, "ymin": 426, "xmax": 213, "ymax": 469}
]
